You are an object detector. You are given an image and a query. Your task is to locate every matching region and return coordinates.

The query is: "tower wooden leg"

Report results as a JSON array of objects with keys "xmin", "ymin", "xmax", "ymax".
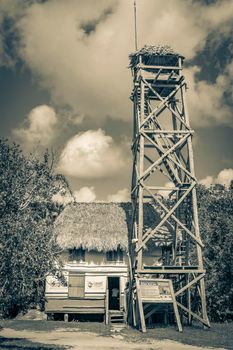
[
  {"xmin": 137, "ymin": 297, "xmax": 146, "ymax": 332},
  {"xmin": 199, "ymin": 279, "xmax": 210, "ymax": 328}
]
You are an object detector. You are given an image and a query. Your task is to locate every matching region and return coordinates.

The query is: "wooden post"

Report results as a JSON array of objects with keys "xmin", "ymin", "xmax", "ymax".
[
  {"xmin": 164, "ymin": 306, "xmax": 168, "ymax": 325},
  {"xmin": 105, "ymin": 290, "xmax": 109, "ymax": 325},
  {"xmin": 132, "ymin": 291, "xmax": 137, "ymax": 327},
  {"xmin": 181, "ymin": 83, "xmax": 210, "ymax": 328},
  {"xmin": 169, "ymin": 281, "xmax": 182, "ymax": 332},
  {"xmin": 137, "ymin": 76, "xmax": 145, "ymax": 272},
  {"xmin": 136, "ymin": 279, "xmax": 146, "ymax": 332}
]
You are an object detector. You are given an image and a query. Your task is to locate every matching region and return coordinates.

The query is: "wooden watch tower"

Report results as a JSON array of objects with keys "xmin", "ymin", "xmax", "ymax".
[{"xmin": 128, "ymin": 46, "xmax": 210, "ymax": 332}]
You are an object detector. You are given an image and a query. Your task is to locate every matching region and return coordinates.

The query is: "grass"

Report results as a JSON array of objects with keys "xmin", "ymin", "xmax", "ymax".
[
  {"xmin": 1, "ymin": 319, "xmax": 233, "ymax": 349},
  {"xmin": 1, "ymin": 319, "xmax": 111, "ymax": 336},
  {"xmin": 0, "ymin": 336, "xmax": 67, "ymax": 350},
  {"xmin": 122, "ymin": 322, "xmax": 233, "ymax": 349}
]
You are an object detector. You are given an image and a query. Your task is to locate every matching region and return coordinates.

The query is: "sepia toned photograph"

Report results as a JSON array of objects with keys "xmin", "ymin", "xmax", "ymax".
[{"xmin": 0, "ymin": 1, "xmax": 232, "ymax": 349}]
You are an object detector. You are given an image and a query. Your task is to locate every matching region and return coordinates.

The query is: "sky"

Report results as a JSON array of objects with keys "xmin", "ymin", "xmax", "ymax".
[{"xmin": 0, "ymin": 0, "xmax": 232, "ymax": 202}]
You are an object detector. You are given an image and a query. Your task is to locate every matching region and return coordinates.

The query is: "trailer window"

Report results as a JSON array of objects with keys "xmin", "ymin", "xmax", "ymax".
[
  {"xmin": 106, "ymin": 247, "xmax": 123, "ymax": 262},
  {"xmin": 68, "ymin": 248, "xmax": 85, "ymax": 262}
]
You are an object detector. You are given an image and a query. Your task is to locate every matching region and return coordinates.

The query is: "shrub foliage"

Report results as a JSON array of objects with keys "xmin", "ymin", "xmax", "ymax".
[
  {"xmin": 0, "ymin": 140, "xmax": 70, "ymax": 317},
  {"xmin": 198, "ymin": 183, "xmax": 233, "ymax": 321}
]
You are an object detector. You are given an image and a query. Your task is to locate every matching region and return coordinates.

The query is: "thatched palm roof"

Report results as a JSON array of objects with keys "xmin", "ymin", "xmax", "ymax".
[
  {"xmin": 55, "ymin": 202, "xmax": 173, "ymax": 252},
  {"xmin": 55, "ymin": 203, "xmax": 130, "ymax": 252}
]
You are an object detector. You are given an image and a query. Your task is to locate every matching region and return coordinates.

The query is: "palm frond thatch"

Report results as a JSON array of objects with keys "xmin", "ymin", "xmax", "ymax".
[
  {"xmin": 55, "ymin": 203, "xmax": 131, "ymax": 252},
  {"xmin": 54, "ymin": 202, "xmax": 173, "ymax": 252},
  {"xmin": 129, "ymin": 44, "xmax": 184, "ymax": 67}
]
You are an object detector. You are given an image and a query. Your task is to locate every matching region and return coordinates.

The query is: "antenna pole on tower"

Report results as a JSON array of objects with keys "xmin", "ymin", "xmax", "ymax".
[{"xmin": 134, "ymin": 0, "xmax": 138, "ymax": 51}]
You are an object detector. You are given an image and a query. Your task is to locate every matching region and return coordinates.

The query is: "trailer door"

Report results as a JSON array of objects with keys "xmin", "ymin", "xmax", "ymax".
[{"xmin": 68, "ymin": 273, "xmax": 85, "ymax": 298}]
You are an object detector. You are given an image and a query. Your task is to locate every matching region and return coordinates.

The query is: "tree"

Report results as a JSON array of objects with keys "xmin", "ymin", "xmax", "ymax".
[
  {"xmin": 0, "ymin": 140, "xmax": 71, "ymax": 317},
  {"xmin": 197, "ymin": 184, "xmax": 233, "ymax": 321}
]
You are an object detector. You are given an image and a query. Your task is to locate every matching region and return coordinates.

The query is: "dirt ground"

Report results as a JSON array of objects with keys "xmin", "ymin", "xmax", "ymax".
[{"xmin": 0, "ymin": 323, "xmax": 228, "ymax": 350}]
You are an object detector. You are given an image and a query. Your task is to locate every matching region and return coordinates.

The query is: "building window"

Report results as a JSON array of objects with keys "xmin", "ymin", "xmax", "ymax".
[
  {"xmin": 106, "ymin": 247, "xmax": 123, "ymax": 262},
  {"xmin": 68, "ymin": 248, "xmax": 85, "ymax": 263}
]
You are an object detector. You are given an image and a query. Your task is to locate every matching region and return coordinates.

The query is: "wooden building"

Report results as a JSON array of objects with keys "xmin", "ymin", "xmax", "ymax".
[{"xmin": 45, "ymin": 202, "xmax": 172, "ymax": 323}]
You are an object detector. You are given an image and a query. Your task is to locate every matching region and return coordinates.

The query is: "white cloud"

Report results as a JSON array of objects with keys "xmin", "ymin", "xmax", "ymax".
[
  {"xmin": 74, "ymin": 186, "xmax": 96, "ymax": 202},
  {"xmin": 58, "ymin": 129, "xmax": 125, "ymax": 178},
  {"xmin": 216, "ymin": 169, "xmax": 233, "ymax": 188},
  {"xmin": 53, "ymin": 186, "xmax": 97, "ymax": 203},
  {"xmin": 185, "ymin": 63, "xmax": 233, "ymax": 127},
  {"xmin": 52, "ymin": 191, "xmax": 74, "ymax": 206},
  {"xmin": 199, "ymin": 176, "xmax": 214, "ymax": 188},
  {"xmin": 200, "ymin": 168, "xmax": 233, "ymax": 188},
  {"xmin": 107, "ymin": 188, "xmax": 130, "ymax": 202},
  {"xmin": 12, "ymin": 105, "xmax": 58, "ymax": 151},
  {"xmin": 16, "ymin": 0, "xmax": 233, "ymax": 126},
  {"xmin": 157, "ymin": 182, "xmax": 174, "ymax": 198}
]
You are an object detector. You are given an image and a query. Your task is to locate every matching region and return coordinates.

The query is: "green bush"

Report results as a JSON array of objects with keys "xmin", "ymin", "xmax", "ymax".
[
  {"xmin": 0, "ymin": 140, "xmax": 70, "ymax": 317},
  {"xmin": 198, "ymin": 183, "xmax": 233, "ymax": 321}
]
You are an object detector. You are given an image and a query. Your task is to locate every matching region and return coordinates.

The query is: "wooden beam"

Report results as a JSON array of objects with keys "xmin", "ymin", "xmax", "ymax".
[
  {"xmin": 136, "ymin": 182, "xmax": 195, "ymax": 253},
  {"xmin": 144, "ymin": 130, "xmax": 194, "ymax": 134},
  {"xmin": 180, "ymin": 83, "xmax": 209, "ymax": 327},
  {"xmin": 142, "ymin": 131, "xmax": 196, "ymax": 182},
  {"xmin": 105, "ymin": 289, "xmax": 109, "ymax": 325},
  {"xmin": 137, "ymin": 79, "xmax": 145, "ymax": 271},
  {"xmin": 137, "ymin": 64, "xmax": 181, "ymax": 70},
  {"xmin": 170, "ymin": 280, "xmax": 182, "ymax": 332},
  {"xmin": 175, "ymin": 273, "xmax": 205, "ymax": 297},
  {"xmin": 177, "ymin": 302, "xmax": 210, "ymax": 328},
  {"xmin": 136, "ymin": 279, "xmax": 146, "ymax": 332},
  {"xmin": 140, "ymin": 79, "xmax": 185, "ymax": 128},
  {"xmin": 139, "ymin": 133, "xmax": 190, "ymax": 181},
  {"xmin": 144, "ymin": 186, "xmax": 204, "ymax": 248},
  {"xmin": 144, "ymin": 306, "xmax": 158, "ymax": 320},
  {"xmin": 138, "ymin": 269, "xmax": 204, "ymax": 274},
  {"xmin": 143, "ymin": 78, "xmax": 189, "ymax": 129}
]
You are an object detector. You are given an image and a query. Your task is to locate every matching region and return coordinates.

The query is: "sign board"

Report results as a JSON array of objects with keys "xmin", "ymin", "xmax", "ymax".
[
  {"xmin": 136, "ymin": 277, "xmax": 182, "ymax": 333},
  {"xmin": 139, "ymin": 279, "xmax": 173, "ymax": 302},
  {"xmin": 85, "ymin": 275, "xmax": 106, "ymax": 293}
]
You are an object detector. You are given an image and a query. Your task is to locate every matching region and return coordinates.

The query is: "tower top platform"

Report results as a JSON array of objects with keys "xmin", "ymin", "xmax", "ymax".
[{"xmin": 129, "ymin": 45, "xmax": 184, "ymax": 68}]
